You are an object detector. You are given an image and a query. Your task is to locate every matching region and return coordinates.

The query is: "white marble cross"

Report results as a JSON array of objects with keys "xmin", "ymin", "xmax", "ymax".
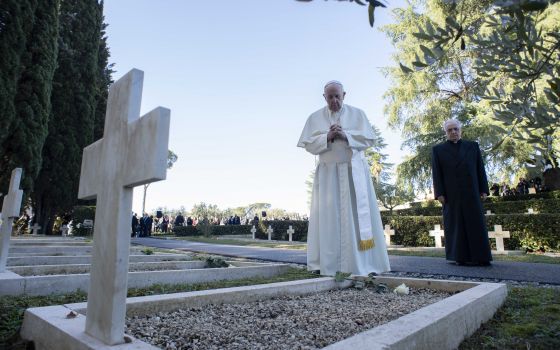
[
  {"xmin": 0, "ymin": 168, "xmax": 23, "ymax": 272},
  {"xmin": 251, "ymin": 225, "xmax": 257, "ymax": 240},
  {"xmin": 61, "ymin": 225, "xmax": 69, "ymax": 236},
  {"xmin": 266, "ymin": 225, "xmax": 273, "ymax": 241},
  {"xmin": 488, "ymin": 225, "xmax": 510, "ymax": 252},
  {"xmin": 30, "ymin": 223, "xmax": 41, "ymax": 235},
  {"xmin": 77, "ymin": 69, "xmax": 170, "ymax": 345},
  {"xmin": 287, "ymin": 225, "xmax": 295, "ymax": 242},
  {"xmin": 383, "ymin": 224, "xmax": 395, "ymax": 246},
  {"xmin": 429, "ymin": 224, "xmax": 445, "ymax": 248},
  {"xmin": 485, "ymin": 210, "xmax": 493, "ymax": 216}
]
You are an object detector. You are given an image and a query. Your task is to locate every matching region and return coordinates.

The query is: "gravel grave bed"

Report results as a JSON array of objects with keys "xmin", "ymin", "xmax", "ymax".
[{"xmin": 126, "ymin": 287, "xmax": 452, "ymax": 350}]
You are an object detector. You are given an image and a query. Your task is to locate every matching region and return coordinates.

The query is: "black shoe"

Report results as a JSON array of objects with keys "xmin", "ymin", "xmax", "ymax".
[
  {"xmin": 478, "ymin": 261, "xmax": 492, "ymax": 266},
  {"xmin": 455, "ymin": 261, "xmax": 466, "ymax": 266},
  {"xmin": 310, "ymin": 270, "xmax": 320, "ymax": 275}
]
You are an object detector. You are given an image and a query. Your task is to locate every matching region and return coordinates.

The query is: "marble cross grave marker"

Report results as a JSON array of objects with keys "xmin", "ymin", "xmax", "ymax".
[
  {"xmin": 30, "ymin": 223, "xmax": 41, "ymax": 235},
  {"xmin": 77, "ymin": 69, "xmax": 170, "ymax": 345},
  {"xmin": 267, "ymin": 225, "xmax": 273, "ymax": 241},
  {"xmin": 287, "ymin": 225, "xmax": 295, "ymax": 242},
  {"xmin": 0, "ymin": 168, "xmax": 23, "ymax": 272},
  {"xmin": 383, "ymin": 225, "xmax": 395, "ymax": 246},
  {"xmin": 429, "ymin": 224, "xmax": 445, "ymax": 248},
  {"xmin": 488, "ymin": 225, "xmax": 510, "ymax": 252},
  {"xmin": 527, "ymin": 208, "xmax": 537, "ymax": 214},
  {"xmin": 251, "ymin": 225, "xmax": 257, "ymax": 240}
]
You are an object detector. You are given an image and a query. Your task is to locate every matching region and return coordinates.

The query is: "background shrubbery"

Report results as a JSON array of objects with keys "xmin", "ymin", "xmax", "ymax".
[{"xmin": 70, "ymin": 206, "xmax": 95, "ymax": 236}]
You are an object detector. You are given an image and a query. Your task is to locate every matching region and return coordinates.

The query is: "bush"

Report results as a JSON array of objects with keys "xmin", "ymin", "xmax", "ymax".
[
  {"xmin": 381, "ymin": 216, "xmax": 442, "ymax": 247},
  {"xmin": 391, "ymin": 198, "xmax": 560, "ymax": 216},
  {"xmin": 257, "ymin": 220, "xmax": 308, "ymax": 241},
  {"xmin": 172, "ymin": 226, "xmax": 201, "ymax": 236},
  {"xmin": 211, "ymin": 225, "xmax": 253, "ymax": 236},
  {"xmin": 381, "ymin": 214, "xmax": 560, "ymax": 252},
  {"xmin": 172, "ymin": 225, "xmax": 254, "ymax": 236},
  {"xmin": 484, "ymin": 190, "xmax": 560, "ymax": 202},
  {"xmin": 71, "ymin": 206, "xmax": 95, "ymax": 236}
]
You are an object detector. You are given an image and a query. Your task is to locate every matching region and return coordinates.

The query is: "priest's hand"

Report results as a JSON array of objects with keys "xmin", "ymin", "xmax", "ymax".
[
  {"xmin": 480, "ymin": 193, "xmax": 487, "ymax": 200},
  {"xmin": 437, "ymin": 195, "xmax": 445, "ymax": 205}
]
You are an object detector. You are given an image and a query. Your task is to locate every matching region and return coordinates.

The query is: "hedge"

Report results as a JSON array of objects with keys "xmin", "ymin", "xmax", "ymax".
[
  {"xmin": 381, "ymin": 214, "xmax": 560, "ymax": 252},
  {"xmin": 257, "ymin": 220, "xmax": 308, "ymax": 242},
  {"xmin": 172, "ymin": 225, "xmax": 254, "ymax": 236},
  {"xmin": 251, "ymin": 215, "xmax": 559, "ymax": 251},
  {"xmin": 408, "ymin": 190, "xmax": 560, "ymax": 208},
  {"xmin": 390, "ymin": 198, "xmax": 560, "ymax": 216}
]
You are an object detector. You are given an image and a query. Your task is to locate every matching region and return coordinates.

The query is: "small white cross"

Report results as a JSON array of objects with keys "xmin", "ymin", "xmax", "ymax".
[
  {"xmin": 488, "ymin": 225, "xmax": 510, "ymax": 252},
  {"xmin": 0, "ymin": 168, "xmax": 23, "ymax": 272},
  {"xmin": 250, "ymin": 225, "xmax": 257, "ymax": 239},
  {"xmin": 61, "ymin": 225, "xmax": 69, "ymax": 236},
  {"xmin": 287, "ymin": 225, "xmax": 295, "ymax": 242},
  {"xmin": 383, "ymin": 224, "xmax": 395, "ymax": 246},
  {"xmin": 429, "ymin": 224, "xmax": 445, "ymax": 248},
  {"xmin": 486, "ymin": 210, "xmax": 493, "ymax": 216},
  {"xmin": 266, "ymin": 225, "xmax": 273, "ymax": 241},
  {"xmin": 527, "ymin": 208, "xmax": 537, "ymax": 214},
  {"xmin": 30, "ymin": 223, "xmax": 42, "ymax": 235}
]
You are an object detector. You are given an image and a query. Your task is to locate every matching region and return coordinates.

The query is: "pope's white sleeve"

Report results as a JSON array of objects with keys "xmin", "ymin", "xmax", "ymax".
[
  {"xmin": 297, "ymin": 117, "xmax": 329, "ymax": 155},
  {"xmin": 345, "ymin": 111, "xmax": 374, "ymax": 151}
]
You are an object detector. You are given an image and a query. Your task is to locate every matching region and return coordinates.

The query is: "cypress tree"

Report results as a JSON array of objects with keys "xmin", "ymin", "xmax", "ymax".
[
  {"xmin": 0, "ymin": 0, "xmax": 60, "ymax": 195},
  {"xmin": 0, "ymin": 1, "xmax": 38, "ymax": 161},
  {"xmin": 33, "ymin": 0, "xmax": 103, "ymax": 233},
  {"xmin": 93, "ymin": 0, "xmax": 114, "ymax": 141}
]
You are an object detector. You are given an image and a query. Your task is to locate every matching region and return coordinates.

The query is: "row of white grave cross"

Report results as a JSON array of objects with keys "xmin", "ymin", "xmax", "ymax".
[
  {"xmin": 248, "ymin": 222, "xmax": 512, "ymax": 252},
  {"xmin": 426, "ymin": 224, "xmax": 510, "ymax": 252},
  {"xmin": 250, "ymin": 225, "xmax": 296, "ymax": 242}
]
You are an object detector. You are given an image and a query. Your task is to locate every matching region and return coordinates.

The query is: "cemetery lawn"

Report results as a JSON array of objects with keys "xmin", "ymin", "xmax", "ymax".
[
  {"xmin": 387, "ymin": 250, "xmax": 560, "ymax": 264},
  {"xmin": 0, "ymin": 267, "xmax": 315, "ymax": 349},
  {"xmin": 459, "ymin": 286, "xmax": 560, "ymax": 349},
  {"xmin": 172, "ymin": 236, "xmax": 307, "ymax": 250}
]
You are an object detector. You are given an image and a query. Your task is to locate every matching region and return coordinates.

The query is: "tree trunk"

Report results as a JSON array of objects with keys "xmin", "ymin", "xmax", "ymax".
[{"xmin": 142, "ymin": 183, "xmax": 150, "ymax": 214}]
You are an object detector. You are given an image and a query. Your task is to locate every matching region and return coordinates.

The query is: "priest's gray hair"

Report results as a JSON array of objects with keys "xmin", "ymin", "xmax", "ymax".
[
  {"xmin": 442, "ymin": 119, "xmax": 462, "ymax": 131},
  {"xmin": 324, "ymin": 80, "xmax": 344, "ymax": 92}
]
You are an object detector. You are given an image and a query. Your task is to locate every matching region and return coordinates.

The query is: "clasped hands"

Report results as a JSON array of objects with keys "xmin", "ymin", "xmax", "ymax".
[{"xmin": 327, "ymin": 124, "xmax": 347, "ymax": 143}]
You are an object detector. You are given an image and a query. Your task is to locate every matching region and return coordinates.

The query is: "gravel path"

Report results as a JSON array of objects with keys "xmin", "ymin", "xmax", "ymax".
[{"xmin": 126, "ymin": 287, "xmax": 450, "ymax": 350}]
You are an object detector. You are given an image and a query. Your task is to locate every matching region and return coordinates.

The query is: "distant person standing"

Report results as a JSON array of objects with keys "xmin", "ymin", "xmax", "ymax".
[
  {"xmin": 175, "ymin": 213, "xmax": 185, "ymax": 227},
  {"xmin": 431, "ymin": 119, "xmax": 492, "ymax": 266},
  {"xmin": 131, "ymin": 213, "xmax": 139, "ymax": 237}
]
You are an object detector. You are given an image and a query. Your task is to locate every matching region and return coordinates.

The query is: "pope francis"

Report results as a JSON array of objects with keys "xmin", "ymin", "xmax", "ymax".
[{"xmin": 297, "ymin": 81, "xmax": 390, "ymax": 276}]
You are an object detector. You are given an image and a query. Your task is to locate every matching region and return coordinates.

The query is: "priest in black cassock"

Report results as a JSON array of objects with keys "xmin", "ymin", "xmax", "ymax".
[{"xmin": 431, "ymin": 119, "xmax": 492, "ymax": 266}]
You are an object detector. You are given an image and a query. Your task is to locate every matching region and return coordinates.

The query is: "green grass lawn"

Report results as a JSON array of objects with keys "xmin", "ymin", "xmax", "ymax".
[
  {"xmin": 387, "ymin": 249, "xmax": 560, "ymax": 264},
  {"xmin": 459, "ymin": 286, "xmax": 560, "ymax": 349},
  {"xmin": 0, "ymin": 268, "xmax": 316, "ymax": 349},
  {"xmin": 170, "ymin": 235, "xmax": 307, "ymax": 250}
]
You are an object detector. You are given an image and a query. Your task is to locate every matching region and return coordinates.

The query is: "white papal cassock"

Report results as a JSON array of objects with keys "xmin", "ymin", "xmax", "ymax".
[{"xmin": 297, "ymin": 104, "xmax": 391, "ymax": 276}]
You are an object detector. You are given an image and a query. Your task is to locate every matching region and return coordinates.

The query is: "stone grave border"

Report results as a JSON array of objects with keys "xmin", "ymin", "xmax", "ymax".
[
  {"xmin": 21, "ymin": 276, "xmax": 507, "ymax": 350},
  {"xmin": 0, "ymin": 262, "xmax": 291, "ymax": 296}
]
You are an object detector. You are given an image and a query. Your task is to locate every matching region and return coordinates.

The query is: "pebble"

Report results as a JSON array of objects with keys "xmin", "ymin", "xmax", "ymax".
[{"xmin": 127, "ymin": 287, "xmax": 449, "ymax": 349}]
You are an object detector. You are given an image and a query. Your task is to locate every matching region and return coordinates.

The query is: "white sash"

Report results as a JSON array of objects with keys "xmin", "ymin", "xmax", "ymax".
[{"xmin": 351, "ymin": 149, "xmax": 374, "ymax": 250}]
